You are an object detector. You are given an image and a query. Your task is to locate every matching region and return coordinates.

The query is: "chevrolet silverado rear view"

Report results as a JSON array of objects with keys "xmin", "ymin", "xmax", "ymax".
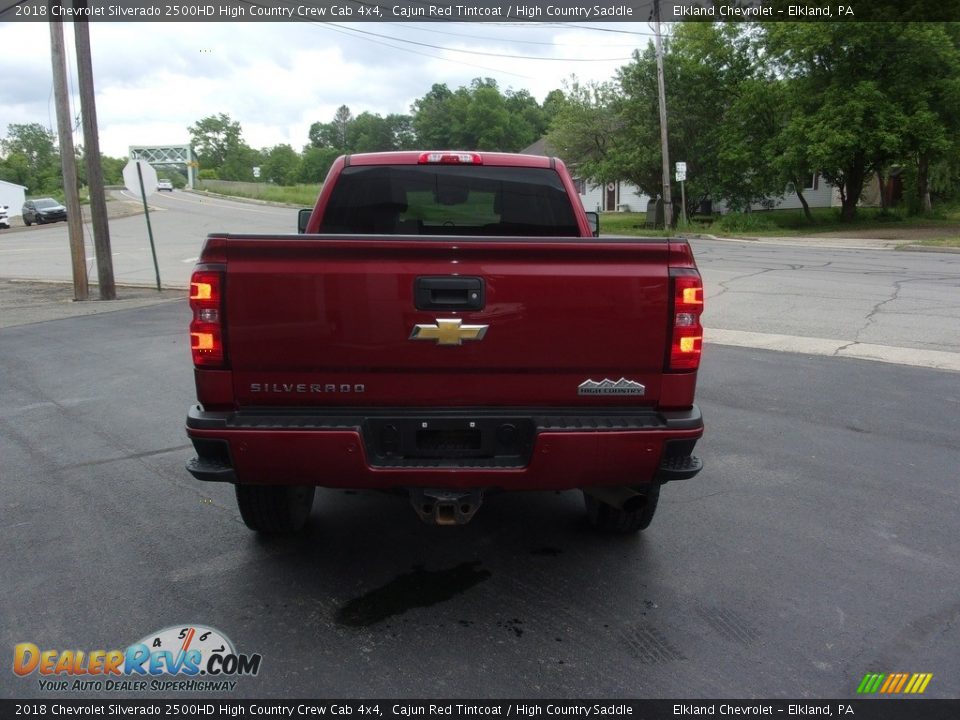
[{"xmin": 185, "ymin": 151, "xmax": 704, "ymax": 534}]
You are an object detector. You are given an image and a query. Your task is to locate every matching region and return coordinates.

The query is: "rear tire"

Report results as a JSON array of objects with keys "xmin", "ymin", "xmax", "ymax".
[
  {"xmin": 235, "ymin": 484, "xmax": 316, "ymax": 534},
  {"xmin": 584, "ymin": 485, "xmax": 660, "ymax": 534},
  {"xmin": 25, "ymin": 219, "xmax": 32, "ymax": 226}
]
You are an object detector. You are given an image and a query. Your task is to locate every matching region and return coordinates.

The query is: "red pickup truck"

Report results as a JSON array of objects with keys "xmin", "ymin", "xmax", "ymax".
[{"xmin": 185, "ymin": 151, "xmax": 704, "ymax": 534}]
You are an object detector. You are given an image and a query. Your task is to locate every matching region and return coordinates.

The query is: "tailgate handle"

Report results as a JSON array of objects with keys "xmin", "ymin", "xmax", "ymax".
[{"xmin": 415, "ymin": 277, "xmax": 485, "ymax": 310}]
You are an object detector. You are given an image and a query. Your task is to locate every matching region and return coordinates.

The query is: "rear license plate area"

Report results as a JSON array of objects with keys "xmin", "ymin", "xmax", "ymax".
[
  {"xmin": 416, "ymin": 428, "xmax": 482, "ymax": 453},
  {"xmin": 363, "ymin": 416, "xmax": 534, "ymax": 466}
]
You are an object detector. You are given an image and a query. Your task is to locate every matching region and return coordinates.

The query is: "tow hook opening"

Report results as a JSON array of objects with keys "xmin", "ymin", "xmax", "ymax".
[{"xmin": 409, "ymin": 488, "xmax": 484, "ymax": 525}]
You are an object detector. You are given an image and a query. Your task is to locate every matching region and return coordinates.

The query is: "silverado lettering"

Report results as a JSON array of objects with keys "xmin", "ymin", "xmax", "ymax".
[
  {"xmin": 185, "ymin": 150, "xmax": 704, "ymax": 533},
  {"xmin": 250, "ymin": 383, "xmax": 365, "ymax": 393}
]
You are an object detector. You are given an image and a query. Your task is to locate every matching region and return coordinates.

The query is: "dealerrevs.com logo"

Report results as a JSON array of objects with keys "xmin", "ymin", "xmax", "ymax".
[{"xmin": 13, "ymin": 625, "xmax": 262, "ymax": 692}]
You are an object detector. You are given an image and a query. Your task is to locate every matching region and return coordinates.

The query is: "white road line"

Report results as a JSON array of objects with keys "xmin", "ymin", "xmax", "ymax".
[
  {"xmin": 707, "ymin": 328, "xmax": 960, "ymax": 373},
  {"xmin": 181, "ymin": 257, "xmax": 199, "ymax": 263}
]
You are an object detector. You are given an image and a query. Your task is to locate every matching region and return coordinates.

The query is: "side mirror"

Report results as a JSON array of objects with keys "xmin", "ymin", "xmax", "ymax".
[
  {"xmin": 297, "ymin": 208, "xmax": 312, "ymax": 234},
  {"xmin": 585, "ymin": 211, "xmax": 600, "ymax": 238}
]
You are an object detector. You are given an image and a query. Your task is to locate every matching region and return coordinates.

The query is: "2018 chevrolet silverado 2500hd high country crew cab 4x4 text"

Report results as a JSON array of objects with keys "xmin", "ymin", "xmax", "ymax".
[{"xmin": 185, "ymin": 151, "xmax": 704, "ymax": 534}]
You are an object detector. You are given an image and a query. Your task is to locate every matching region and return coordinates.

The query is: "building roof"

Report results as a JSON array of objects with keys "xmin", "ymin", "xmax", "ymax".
[{"xmin": 519, "ymin": 138, "xmax": 558, "ymax": 157}]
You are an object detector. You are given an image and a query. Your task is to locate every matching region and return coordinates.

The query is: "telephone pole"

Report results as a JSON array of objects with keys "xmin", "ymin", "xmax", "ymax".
[
  {"xmin": 74, "ymin": 1, "xmax": 116, "ymax": 300},
  {"xmin": 653, "ymin": 0, "xmax": 673, "ymax": 228},
  {"xmin": 49, "ymin": 19, "xmax": 88, "ymax": 300}
]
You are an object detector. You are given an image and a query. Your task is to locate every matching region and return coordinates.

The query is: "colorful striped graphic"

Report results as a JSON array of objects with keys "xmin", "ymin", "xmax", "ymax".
[{"xmin": 857, "ymin": 673, "xmax": 933, "ymax": 694}]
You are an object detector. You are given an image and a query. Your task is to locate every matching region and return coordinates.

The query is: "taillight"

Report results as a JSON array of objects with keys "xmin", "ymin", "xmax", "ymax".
[
  {"xmin": 189, "ymin": 268, "xmax": 225, "ymax": 367},
  {"xmin": 668, "ymin": 270, "xmax": 703, "ymax": 371},
  {"xmin": 418, "ymin": 151, "xmax": 482, "ymax": 165}
]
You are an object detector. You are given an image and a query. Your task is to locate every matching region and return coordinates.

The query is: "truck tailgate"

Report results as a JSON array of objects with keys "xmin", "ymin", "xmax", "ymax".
[{"xmin": 220, "ymin": 236, "xmax": 672, "ymax": 408}]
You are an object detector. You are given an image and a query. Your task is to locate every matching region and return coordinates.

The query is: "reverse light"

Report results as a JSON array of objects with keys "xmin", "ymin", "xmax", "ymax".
[
  {"xmin": 418, "ymin": 152, "xmax": 482, "ymax": 165},
  {"xmin": 668, "ymin": 271, "xmax": 704, "ymax": 371},
  {"xmin": 189, "ymin": 269, "xmax": 225, "ymax": 367}
]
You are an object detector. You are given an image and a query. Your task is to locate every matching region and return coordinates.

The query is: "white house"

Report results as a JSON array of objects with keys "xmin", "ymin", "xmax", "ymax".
[
  {"xmin": 520, "ymin": 139, "xmax": 851, "ymax": 215},
  {"xmin": 576, "ymin": 179, "xmax": 650, "ymax": 214},
  {"xmin": 0, "ymin": 180, "xmax": 28, "ymax": 216},
  {"xmin": 520, "ymin": 139, "xmax": 651, "ymax": 213}
]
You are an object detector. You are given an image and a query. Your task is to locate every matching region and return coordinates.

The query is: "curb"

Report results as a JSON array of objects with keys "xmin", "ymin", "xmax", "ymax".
[
  {"xmin": 896, "ymin": 244, "xmax": 960, "ymax": 254},
  {"xmin": 683, "ymin": 231, "xmax": 960, "ymax": 253}
]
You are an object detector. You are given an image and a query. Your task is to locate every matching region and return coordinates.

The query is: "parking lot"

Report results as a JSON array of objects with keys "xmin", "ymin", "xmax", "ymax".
[{"xmin": 2, "ymin": 295, "xmax": 957, "ymax": 699}]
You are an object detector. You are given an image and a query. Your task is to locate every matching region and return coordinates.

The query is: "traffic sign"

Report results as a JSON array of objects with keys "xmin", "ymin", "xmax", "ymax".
[{"xmin": 123, "ymin": 160, "xmax": 158, "ymax": 197}]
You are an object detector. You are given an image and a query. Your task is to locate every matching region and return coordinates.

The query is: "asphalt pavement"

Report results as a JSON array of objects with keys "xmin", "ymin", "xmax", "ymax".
[{"xmin": 1, "ymin": 296, "xmax": 958, "ymax": 699}]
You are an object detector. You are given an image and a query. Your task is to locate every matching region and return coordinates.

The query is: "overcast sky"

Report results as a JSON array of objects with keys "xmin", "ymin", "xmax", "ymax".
[{"xmin": 0, "ymin": 20, "xmax": 655, "ymax": 158}]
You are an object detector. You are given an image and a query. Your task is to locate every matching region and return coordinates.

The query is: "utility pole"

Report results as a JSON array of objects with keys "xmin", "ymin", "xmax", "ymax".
[
  {"xmin": 74, "ymin": 1, "xmax": 116, "ymax": 300},
  {"xmin": 49, "ymin": 18, "xmax": 88, "ymax": 301},
  {"xmin": 653, "ymin": 0, "xmax": 673, "ymax": 228}
]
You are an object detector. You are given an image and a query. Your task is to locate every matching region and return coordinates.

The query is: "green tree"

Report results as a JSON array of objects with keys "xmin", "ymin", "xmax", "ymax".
[
  {"xmin": 460, "ymin": 81, "xmax": 513, "ymax": 149},
  {"xmin": 411, "ymin": 84, "xmax": 456, "ymax": 149},
  {"xmin": 545, "ymin": 79, "xmax": 620, "ymax": 185},
  {"xmin": 761, "ymin": 22, "xmax": 960, "ymax": 220},
  {"xmin": 297, "ymin": 146, "xmax": 340, "ymax": 183},
  {"xmin": 612, "ymin": 23, "xmax": 771, "ymax": 214},
  {"xmin": 883, "ymin": 24, "xmax": 960, "ymax": 212},
  {"xmin": 188, "ymin": 113, "xmax": 243, "ymax": 171},
  {"xmin": 308, "ymin": 107, "xmax": 417, "ymax": 154},
  {"xmin": 99, "ymin": 155, "xmax": 126, "ymax": 186},
  {"xmin": 504, "ymin": 88, "xmax": 549, "ymax": 149},
  {"xmin": 386, "ymin": 114, "xmax": 417, "ymax": 150},
  {"xmin": 0, "ymin": 123, "xmax": 61, "ymax": 193},
  {"xmin": 347, "ymin": 112, "xmax": 395, "ymax": 153},
  {"xmin": 220, "ymin": 144, "xmax": 263, "ymax": 182},
  {"xmin": 410, "ymin": 78, "xmax": 548, "ymax": 152},
  {"xmin": 262, "ymin": 144, "xmax": 300, "ymax": 185},
  {"xmin": 309, "ymin": 105, "xmax": 354, "ymax": 150}
]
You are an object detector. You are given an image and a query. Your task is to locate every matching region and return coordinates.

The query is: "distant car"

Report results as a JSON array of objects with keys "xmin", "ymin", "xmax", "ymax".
[
  {"xmin": 157, "ymin": 180, "xmax": 174, "ymax": 192},
  {"xmin": 0, "ymin": 205, "xmax": 9, "ymax": 229},
  {"xmin": 22, "ymin": 198, "xmax": 67, "ymax": 226}
]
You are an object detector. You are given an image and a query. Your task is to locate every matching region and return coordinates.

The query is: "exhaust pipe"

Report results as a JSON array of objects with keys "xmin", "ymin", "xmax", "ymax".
[
  {"xmin": 582, "ymin": 486, "xmax": 647, "ymax": 513},
  {"xmin": 409, "ymin": 488, "xmax": 484, "ymax": 526}
]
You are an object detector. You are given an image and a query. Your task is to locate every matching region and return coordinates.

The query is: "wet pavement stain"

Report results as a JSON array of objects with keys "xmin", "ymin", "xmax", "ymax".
[
  {"xmin": 497, "ymin": 618, "xmax": 525, "ymax": 638},
  {"xmin": 530, "ymin": 547, "xmax": 563, "ymax": 557},
  {"xmin": 335, "ymin": 561, "xmax": 491, "ymax": 627}
]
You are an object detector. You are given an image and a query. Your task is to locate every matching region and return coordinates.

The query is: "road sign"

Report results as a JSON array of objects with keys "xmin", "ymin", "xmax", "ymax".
[
  {"xmin": 676, "ymin": 161, "xmax": 687, "ymax": 182},
  {"xmin": 123, "ymin": 160, "xmax": 158, "ymax": 197},
  {"xmin": 253, "ymin": 166, "xmax": 261, "ymax": 178},
  {"xmin": 122, "ymin": 159, "xmax": 161, "ymax": 290}
]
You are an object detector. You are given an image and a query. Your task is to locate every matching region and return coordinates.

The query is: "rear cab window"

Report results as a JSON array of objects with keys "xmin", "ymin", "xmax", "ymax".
[{"xmin": 319, "ymin": 165, "xmax": 579, "ymax": 237}]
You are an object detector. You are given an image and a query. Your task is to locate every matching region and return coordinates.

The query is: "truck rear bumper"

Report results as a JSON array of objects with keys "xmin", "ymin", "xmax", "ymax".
[{"xmin": 185, "ymin": 405, "xmax": 703, "ymax": 491}]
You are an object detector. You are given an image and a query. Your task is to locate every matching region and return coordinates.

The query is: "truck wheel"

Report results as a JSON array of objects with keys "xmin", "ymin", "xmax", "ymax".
[
  {"xmin": 235, "ymin": 484, "xmax": 315, "ymax": 533},
  {"xmin": 583, "ymin": 485, "xmax": 660, "ymax": 534}
]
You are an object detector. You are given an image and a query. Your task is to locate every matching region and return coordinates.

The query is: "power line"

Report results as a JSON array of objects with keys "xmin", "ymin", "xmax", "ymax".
[
  {"xmin": 235, "ymin": 3, "xmax": 639, "ymax": 63},
  {"xmin": 401, "ymin": 22, "xmax": 653, "ymax": 46},
  {"xmin": 316, "ymin": 23, "xmax": 536, "ymax": 79},
  {"xmin": 323, "ymin": 22, "xmax": 636, "ymax": 62}
]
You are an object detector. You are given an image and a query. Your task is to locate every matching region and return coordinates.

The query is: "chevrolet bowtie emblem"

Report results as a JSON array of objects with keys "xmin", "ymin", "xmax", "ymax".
[{"xmin": 410, "ymin": 318, "xmax": 489, "ymax": 346}]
